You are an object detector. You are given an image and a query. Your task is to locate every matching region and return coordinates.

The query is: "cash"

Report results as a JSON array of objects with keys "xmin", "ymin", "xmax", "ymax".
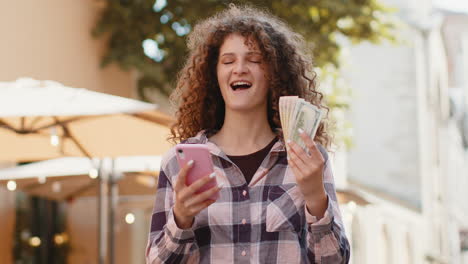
[{"xmin": 279, "ymin": 96, "xmax": 323, "ymax": 154}]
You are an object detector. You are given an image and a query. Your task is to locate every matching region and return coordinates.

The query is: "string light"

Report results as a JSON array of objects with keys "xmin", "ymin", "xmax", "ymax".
[
  {"xmin": 54, "ymin": 233, "xmax": 68, "ymax": 245},
  {"xmin": 7, "ymin": 180, "xmax": 16, "ymax": 191},
  {"xmin": 38, "ymin": 176, "xmax": 46, "ymax": 184},
  {"xmin": 89, "ymin": 168, "xmax": 98, "ymax": 179},
  {"xmin": 125, "ymin": 213, "xmax": 135, "ymax": 224},
  {"xmin": 50, "ymin": 127, "xmax": 60, "ymax": 147},
  {"xmin": 20, "ymin": 230, "xmax": 31, "ymax": 241},
  {"xmin": 52, "ymin": 182, "xmax": 61, "ymax": 193},
  {"xmin": 29, "ymin": 236, "xmax": 41, "ymax": 247}
]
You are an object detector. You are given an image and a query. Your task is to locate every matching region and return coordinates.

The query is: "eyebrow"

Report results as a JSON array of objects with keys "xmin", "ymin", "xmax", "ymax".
[{"xmin": 220, "ymin": 51, "xmax": 262, "ymax": 57}]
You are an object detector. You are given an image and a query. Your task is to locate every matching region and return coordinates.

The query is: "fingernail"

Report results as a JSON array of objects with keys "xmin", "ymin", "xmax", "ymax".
[
  {"xmin": 298, "ymin": 128, "xmax": 304, "ymax": 134},
  {"xmin": 218, "ymin": 182, "xmax": 224, "ymax": 188},
  {"xmin": 187, "ymin": 160, "xmax": 194, "ymax": 166},
  {"xmin": 287, "ymin": 156, "xmax": 290, "ymax": 160},
  {"xmin": 209, "ymin": 172, "xmax": 216, "ymax": 179},
  {"xmin": 286, "ymin": 139, "xmax": 291, "ymax": 144}
]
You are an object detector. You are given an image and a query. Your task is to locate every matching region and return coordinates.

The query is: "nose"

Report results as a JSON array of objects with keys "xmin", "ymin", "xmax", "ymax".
[{"xmin": 233, "ymin": 60, "xmax": 248, "ymax": 75}]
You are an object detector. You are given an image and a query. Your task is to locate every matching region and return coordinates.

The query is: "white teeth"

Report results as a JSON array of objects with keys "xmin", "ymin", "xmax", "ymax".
[{"xmin": 231, "ymin": 81, "xmax": 252, "ymax": 86}]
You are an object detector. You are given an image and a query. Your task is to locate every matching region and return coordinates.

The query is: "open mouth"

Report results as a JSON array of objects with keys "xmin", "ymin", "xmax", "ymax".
[{"xmin": 230, "ymin": 81, "xmax": 252, "ymax": 91}]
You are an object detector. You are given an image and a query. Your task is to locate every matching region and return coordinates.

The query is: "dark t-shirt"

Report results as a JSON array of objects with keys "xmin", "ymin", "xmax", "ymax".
[{"xmin": 227, "ymin": 137, "xmax": 278, "ymax": 184}]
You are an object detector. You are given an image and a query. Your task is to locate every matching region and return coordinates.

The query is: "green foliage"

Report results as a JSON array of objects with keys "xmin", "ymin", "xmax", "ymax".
[
  {"xmin": 317, "ymin": 66, "xmax": 354, "ymax": 149},
  {"xmin": 93, "ymin": 0, "xmax": 397, "ymax": 101}
]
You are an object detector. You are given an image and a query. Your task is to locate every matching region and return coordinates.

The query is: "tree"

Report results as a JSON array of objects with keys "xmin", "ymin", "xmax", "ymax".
[{"xmin": 93, "ymin": 0, "xmax": 396, "ymax": 100}]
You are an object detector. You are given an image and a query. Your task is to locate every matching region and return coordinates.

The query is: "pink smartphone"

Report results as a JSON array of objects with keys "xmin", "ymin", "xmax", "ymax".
[{"xmin": 175, "ymin": 144, "xmax": 219, "ymax": 200}]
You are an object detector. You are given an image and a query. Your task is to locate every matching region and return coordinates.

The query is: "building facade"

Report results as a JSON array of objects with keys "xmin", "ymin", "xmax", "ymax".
[{"xmin": 339, "ymin": 0, "xmax": 468, "ymax": 262}]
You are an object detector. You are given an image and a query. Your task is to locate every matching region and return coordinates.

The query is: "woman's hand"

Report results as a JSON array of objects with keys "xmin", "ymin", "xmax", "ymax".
[
  {"xmin": 287, "ymin": 129, "xmax": 328, "ymax": 218},
  {"xmin": 173, "ymin": 160, "xmax": 223, "ymax": 229}
]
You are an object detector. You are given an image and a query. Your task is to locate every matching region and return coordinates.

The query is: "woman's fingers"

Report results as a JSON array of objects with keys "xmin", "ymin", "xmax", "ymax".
[
  {"xmin": 173, "ymin": 164, "xmax": 221, "ymax": 225},
  {"xmin": 298, "ymin": 130, "xmax": 324, "ymax": 162},
  {"xmin": 190, "ymin": 199, "xmax": 216, "ymax": 215},
  {"xmin": 287, "ymin": 137, "xmax": 325, "ymax": 182},
  {"xmin": 187, "ymin": 172, "xmax": 217, "ymax": 195},
  {"xmin": 184, "ymin": 183, "xmax": 222, "ymax": 208},
  {"xmin": 289, "ymin": 164, "xmax": 303, "ymax": 183},
  {"xmin": 178, "ymin": 172, "xmax": 217, "ymax": 201},
  {"xmin": 175, "ymin": 160, "xmax": 194, "ymax": 192},
  {"xmin": 287, "ymin": 140, "xmax": 309, "ymax": 165},
  {"xmin": 287, "ymin": 145, "xmax": 308, "ymax": 176},
  {"xmin": 175, "ymin": 168, "xmax": 221, "ymax": 220}
]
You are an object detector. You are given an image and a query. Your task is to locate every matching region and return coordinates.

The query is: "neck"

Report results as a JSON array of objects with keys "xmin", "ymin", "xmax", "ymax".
[{"xmin": 210, "ymin": 107, "xmax": 276, "ymax": 155}]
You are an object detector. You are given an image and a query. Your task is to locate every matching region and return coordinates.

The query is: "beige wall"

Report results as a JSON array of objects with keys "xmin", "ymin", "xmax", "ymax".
[
  {"xmin": 67, "ymin": 197, "xmax": 154, "ymax": 264},
  {"xmin": 0, "ymin": 0, "xmax": 135, "ymax": 97},
  {"xmin": 67, "ymin": 198, "xmax": 99, "ymax": 264},
  {"xmin": 0, "ymin": 0, "xmax": 138, "ymax": 263}
]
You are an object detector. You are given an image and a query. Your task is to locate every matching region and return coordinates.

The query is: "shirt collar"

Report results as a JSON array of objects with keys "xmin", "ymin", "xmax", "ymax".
[{"xmin": 184, "ymin": 130, "xmax": 286, "ymax": 159}]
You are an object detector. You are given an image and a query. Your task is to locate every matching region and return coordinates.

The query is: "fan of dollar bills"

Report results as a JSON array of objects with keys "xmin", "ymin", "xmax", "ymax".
[{"xmin": 279, "ymin": 96, "xmax": 323, "ymax": 153}]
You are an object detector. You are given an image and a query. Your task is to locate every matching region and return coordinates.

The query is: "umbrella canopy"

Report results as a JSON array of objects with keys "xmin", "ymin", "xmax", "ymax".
[
  {"xmin": 0, "ymin": 78, "xmax": 174, "ymax": 162},
  {"xmin": 0, "ymin": 156, "xmax": 160, "ymax": 200},
  {"xmin": 0, "ymin": 78, "xmax": 155, "ymax": 116},
  {"xmin": 0, "ymin": 78, "xmax": 174, "ymax": 264}
]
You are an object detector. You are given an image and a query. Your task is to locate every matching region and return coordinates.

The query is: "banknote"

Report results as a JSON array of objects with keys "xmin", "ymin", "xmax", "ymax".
[
  {"xmin": 279, "ymin": 96, "xmax": 323, "ymax": 154},
  {"xmin": 289, "ymin": 101, "xmax": 322, "ymax": 154},
  {"xmin": 279, "ymin": 96, "xmax": 298, "ymax": 142}
]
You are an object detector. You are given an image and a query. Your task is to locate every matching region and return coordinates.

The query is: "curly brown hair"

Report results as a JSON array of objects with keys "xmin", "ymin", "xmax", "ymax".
[{"xmin": 169, "ymin": 4, "xmax": 331, "ymax": 148}]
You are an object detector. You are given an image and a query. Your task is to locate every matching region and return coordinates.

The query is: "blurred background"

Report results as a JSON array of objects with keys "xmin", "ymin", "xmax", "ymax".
[{"xmin": 0, "ymin": 0, "xmax": 467, "ymax": 263}]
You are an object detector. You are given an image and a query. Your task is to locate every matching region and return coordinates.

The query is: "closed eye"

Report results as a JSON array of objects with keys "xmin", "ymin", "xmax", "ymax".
[{"xmin": 248, "ymin": 55, "xmax": 262, "ymax": 63}]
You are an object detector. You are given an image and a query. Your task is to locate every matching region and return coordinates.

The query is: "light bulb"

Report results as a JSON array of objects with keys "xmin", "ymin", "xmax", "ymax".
[
  {"xmin": 50, "ymin": 127, "xmax": 60, "ymax": 146},
  {"xmin": 125, "ymin": 213, "xmax": 135, "ymax": 224},
  {"xmin": 7, "ymin": 180, "xmax": 16, "ymax": 191},
  {"xmin": 52, "ymin": 182, "xmax": 61, "ymax": 193},
  {"xmin": 89, "ymin": 168, "xmax": 98, "ymax": 179},
  {"xmin": 54, "ymin": 233, "xmax": 68, "ymax": 245},
  {"xmin": 29, "ymin": 236, "xmax": 41, "ymax": 247},
  {"xmin": 50, "ymin": 135, "xmax": 59, "ymax": 146},
  {"xmin": 38, "ymin": 176, "xmax": 46, "ymax": 184}
]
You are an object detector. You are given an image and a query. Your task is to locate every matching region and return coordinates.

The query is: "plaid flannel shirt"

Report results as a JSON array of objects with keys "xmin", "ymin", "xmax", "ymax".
[{"xmin": 146, "ymin": 131, "xmax": 350, "ymax": 263}]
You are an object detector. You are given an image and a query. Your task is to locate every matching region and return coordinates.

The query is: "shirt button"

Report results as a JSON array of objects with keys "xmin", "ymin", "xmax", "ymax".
[
  {"xmin": 242, "ymin": 190, "xmax": 247, "ymax": 196},
  {"xmin": 241, "ymin": 250, "xmax": 246, "ymax": 256},
  {"xmin": 242, "ymin": 219, "xmax": 247, "ymax": 225}
]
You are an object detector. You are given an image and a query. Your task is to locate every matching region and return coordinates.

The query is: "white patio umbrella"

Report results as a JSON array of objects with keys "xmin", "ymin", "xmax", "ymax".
[
  {"xmin": 0, "ymin": 156, "xmax": 162, "ymax": 264},
  {"xmin": 0, "ymin": 78, "xmax": 174, "ymax": 162},
  {"xmin": 0, "ymin": 156, "xmax": 161, "ymax": 200},
  {"xmin": 0, "ymin": 78, "xmax": 173, "ymax": 264}
]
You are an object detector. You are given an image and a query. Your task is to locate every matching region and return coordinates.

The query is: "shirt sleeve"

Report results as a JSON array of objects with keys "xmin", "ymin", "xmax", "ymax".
[
  {"xmin": 304, "ymin": 153, "xmax": 351, "ymax": 264},
  {"xmin": 146, "ymin": 157, "xmax": 200, "ymax": 264}
]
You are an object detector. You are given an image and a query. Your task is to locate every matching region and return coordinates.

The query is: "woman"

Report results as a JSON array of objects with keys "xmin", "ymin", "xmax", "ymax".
[{"xmin": 146, "ymin": 5, "xmax": 350, "ymax": 263}]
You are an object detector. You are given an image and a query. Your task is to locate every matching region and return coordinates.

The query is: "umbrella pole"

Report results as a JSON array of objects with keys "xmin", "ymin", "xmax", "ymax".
[
  {"xmin": 98, "ymin": 159, "xmax": 108, "ymax": 264},
  {"xmin": 109, "ymin": 159, "xmax": 118, "ymax": 264}
]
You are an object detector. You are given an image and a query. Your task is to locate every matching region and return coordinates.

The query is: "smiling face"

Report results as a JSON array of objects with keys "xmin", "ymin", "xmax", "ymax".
[{"xmin": 216, "ymin": 34, "xmax": 270, "ymax": 113}]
